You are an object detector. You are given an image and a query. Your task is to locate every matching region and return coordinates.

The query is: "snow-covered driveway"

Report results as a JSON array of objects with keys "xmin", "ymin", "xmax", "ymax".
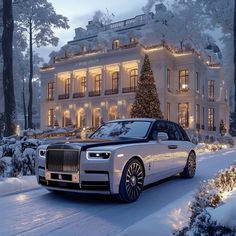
[{"xmin": 1, "ymin": 148, "xmax": 236, "ymax": 236}]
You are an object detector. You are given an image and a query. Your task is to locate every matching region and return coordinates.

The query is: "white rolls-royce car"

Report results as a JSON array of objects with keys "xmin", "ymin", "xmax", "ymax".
[{"xmin": 35, "ymin": 118, "xmax": 196, "ymax": 202}]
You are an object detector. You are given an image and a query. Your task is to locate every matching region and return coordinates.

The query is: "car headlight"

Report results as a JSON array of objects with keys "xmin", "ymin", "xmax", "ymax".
[
  {"xmin": 39, "ymin": 149, "xmax": 46, "ymax": 158},
  {"xmin": 87, "ymin": 151, "xmax": 111, "ymax": 160}
]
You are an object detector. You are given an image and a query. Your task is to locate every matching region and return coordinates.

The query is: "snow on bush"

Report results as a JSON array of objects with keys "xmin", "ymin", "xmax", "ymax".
[
  {"xmin": 174, "ymin": 166, "xmax": 236, "ymax": 235},
  {"xmin": 0, "ymin": 137, "xmax": 41, "ymax": 178}
]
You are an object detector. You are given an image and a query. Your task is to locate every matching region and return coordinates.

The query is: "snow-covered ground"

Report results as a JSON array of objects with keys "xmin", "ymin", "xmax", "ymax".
[
  {"xmin": 0, "ymin": 176, "xmax": 39, "ymax": 197},
  {"xmin": 0, "ymin": 148, "xmax": 235, "ymax": 236}
]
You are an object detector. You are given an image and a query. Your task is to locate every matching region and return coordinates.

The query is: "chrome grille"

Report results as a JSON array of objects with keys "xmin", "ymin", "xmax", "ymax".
[{"xmin": 46, "ymin": 149, "xmax": 79, "ymax": 172}]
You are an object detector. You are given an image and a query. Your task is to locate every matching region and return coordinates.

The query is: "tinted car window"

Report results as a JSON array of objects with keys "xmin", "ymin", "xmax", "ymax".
[
  {"xmin": 153, "ymin": 121, "xmax": 185, "ymax": 141},
  {"xmin": 90, "ymin": 121, "xmax": 152, "ymax": 139}
]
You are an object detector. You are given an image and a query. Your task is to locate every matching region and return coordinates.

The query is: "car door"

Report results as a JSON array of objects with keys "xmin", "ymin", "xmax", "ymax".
[
  {"xmin": 148, "ymin": 121, "xmax": 173, "ymax": 180},
  {"xmin": 165, "ymin": 122, "xmax": 189, "ymax": 171}
]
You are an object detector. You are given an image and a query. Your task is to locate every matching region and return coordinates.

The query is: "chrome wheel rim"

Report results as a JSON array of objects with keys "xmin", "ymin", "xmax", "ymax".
[
  {"xmin": 188, "ymin": 153, "xmax": 196, "ymax": 176},
  {"xmin": 125, "ymin": 162, "xmax": 143, "ymax": 200}
]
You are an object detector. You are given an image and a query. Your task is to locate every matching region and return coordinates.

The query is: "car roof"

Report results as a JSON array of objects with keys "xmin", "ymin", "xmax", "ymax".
[{"xmin": 105, "ymin": 118, "xmax": 158, "ymax": 123}]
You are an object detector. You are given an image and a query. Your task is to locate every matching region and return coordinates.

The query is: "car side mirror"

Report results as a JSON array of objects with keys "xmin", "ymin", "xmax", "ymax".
[{"xmin": 157, "ymin": 132, "xmax": 168, "ymax": 142}]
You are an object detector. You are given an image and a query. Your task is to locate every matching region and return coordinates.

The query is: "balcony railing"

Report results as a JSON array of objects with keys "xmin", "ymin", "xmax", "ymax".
[
  {"xmin": 88, "ymin": 91, "xmax": 101, "ymax": 97},
  {"xmin": 122, "ymin": 87, "xmax": 137, "ymax": 93},
  {"xmin": 73, "ymin": 92, "xmax": 85, "ymax": 98},
  {"xmin": 176, "ymin": 88, "xmax": 190, "ymax": 94},
  {"xmin": 58, "ymin": 94, "xmax": 69, "ymax": 100},
  {"xmin": 105, "ymin": 89, "xmax": 118, "ymax": 95},
  {"xmin": 208, "ymin": 97, "xmax": 215, "ymax": 102},
  {"xmin": 47, "ymin": 97, "xmax": 54, "ymax": 101}
]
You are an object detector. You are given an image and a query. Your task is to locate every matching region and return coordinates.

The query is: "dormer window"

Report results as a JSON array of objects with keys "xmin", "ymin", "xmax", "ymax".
[
  {"xmin": 130, "ymin": 37, "xmax": 137, "ymax": 44},
  {"xmin": 81, "ymin": 45, "xmax": 86, "ymax": 52},
  {"xmin": 112, "ymin": 39, "xmax": 120, "ymax": 49}
]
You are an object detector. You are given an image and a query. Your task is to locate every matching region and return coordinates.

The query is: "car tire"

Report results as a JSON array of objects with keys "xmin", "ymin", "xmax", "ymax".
[
  {"xmin": 180, "ymin": 152, "xmax": 196, "ymax": 178},
  {"xmin": 117, "ymin": 159, "xmax": 144, "ymax": 203}
]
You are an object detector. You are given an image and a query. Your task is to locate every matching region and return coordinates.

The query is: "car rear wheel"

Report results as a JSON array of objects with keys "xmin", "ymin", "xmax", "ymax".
[
  {"xmin": 118, "ymin": 159, "xmax": 144, "ymax": 203},
  {"xmin": 180, "ymin": 152, "xmax": 196, "ymax": 178}
]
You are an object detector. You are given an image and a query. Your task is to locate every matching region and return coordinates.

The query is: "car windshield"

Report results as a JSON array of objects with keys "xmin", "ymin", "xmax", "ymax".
[{"xmin": 90, "ymin": 121, "xmax": 152, "ymax": 139}]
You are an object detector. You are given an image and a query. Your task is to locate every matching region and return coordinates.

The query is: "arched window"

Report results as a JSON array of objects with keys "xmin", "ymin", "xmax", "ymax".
[
  {"xmin": 130, "ymin": 69, "xmax": 138, "ymax": 89},
  {"xmin": 112, "ymin": 72, "xmax": 119, "ymax": 92}
]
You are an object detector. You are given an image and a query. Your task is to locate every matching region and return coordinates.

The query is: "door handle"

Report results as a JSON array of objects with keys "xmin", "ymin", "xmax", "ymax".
[{"xmin": 168, "ymin": 145, "xmax": 178, "ymax": 149}]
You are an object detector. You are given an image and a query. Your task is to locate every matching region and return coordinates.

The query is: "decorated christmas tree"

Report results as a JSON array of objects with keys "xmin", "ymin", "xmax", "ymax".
[{"xmin": 130, "ymin": 54, "xmax": 163, "ymax": 119}]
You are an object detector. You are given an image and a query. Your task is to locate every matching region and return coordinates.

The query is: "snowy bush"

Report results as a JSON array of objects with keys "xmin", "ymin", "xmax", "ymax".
[
  {"xmin": 0, "ymin": 137, "xmax": 41, "ymax": 177},
  {"xmin": 0, "ymin": 159, "xmax": 5, "ymax": 177},
  {"xmin": 174, "ymin": 166, "xmax": 236, "ymax": 235}
]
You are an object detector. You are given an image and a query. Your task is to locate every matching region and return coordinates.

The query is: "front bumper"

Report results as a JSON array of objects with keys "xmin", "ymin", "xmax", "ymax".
[{"xmin": 36, "ymin": 151, "xmax": 119, "ymax": 194}]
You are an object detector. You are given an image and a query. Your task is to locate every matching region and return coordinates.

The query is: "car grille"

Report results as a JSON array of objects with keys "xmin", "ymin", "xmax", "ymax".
[{"xmin": 46, "ymin": 149, "xmax": 79, "ymax": 172}]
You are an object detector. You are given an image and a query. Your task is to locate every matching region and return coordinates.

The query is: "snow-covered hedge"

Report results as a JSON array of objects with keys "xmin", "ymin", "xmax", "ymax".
[
  {"xmin": 0, "ymin": 137, "xmax": 41, "ymax": 178},
  {"xmin": 174, "ymin": 166, "xmax": 236, "ymax": 235}
]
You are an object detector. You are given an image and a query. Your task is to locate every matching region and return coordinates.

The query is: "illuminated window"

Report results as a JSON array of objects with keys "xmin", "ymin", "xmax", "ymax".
[
  {"xmin": 208, "ymin": 108, "xmax": 215, "ymax": 131},
  {"xmin": 62, "ymin": 110, "xmax": 71, "ymax": 127},
  {"xmin": 196, "ymin": 104, "xmax": 200, "ymax": 129},
  {"xmin": 112, "ymin": 72, "xmax": 119, "ymax": 91},
  {"xmin": 167, "ymin": 102, "xmax": 170, "ymax": 120},
  {"xmin": 65, "ymin": 78, "xmax": 70, "ymax": 97},
  {"xmin": 130, "ymin": 37, "xmax": 137, "ymax": 44},
  {"xmin": 178, "ymin": 103, "xmax": 189, "ymax": 128},
  {"xmin": 167, "ymin": 68, "xmax": 170, "ymax": 91},
  {"xmin": 48, "ymin": 109, "xmax": 54, "ymax": 127},
  {"xmin": 208, "ymin": 80, "xmax": 214, "ymax": 101},
  {"xmin": 94, "ymin": 74, "xmax": 101, "ymax": 93},
  {"xmin": 196, "ymin": 72, "xmax": 199, "ymax": 92},
  {"xmin": 112, "ymin": 39, "xmax": 120, "ymax": 49},
  {"xmin": 179, "ymin": 69, "xmax": 189, "ymax": 91},
  {"xmin": 92, "ymin": 108, "xmax": 101, "ymax": 128},
  {"xmin": 80, "ymin": 76, "xmax": 86, "ymax": 94},
  {"xmin": 202, "ymin": 107, "xmax": 205, "ymax": 129},
  {"xmin": 108, "ymin": 106, "xmax": 118, "ymax": 120},
  {"xmin": 130, "ymin": 69, "xmax": 138, "ymax": 88},
  {"xmin": 76, "ymin": 109, "xmax": 85, "ymax": 128},
  {"xmin": 47, "ymin": 82, "xmax": 54, "ymax": 101}
]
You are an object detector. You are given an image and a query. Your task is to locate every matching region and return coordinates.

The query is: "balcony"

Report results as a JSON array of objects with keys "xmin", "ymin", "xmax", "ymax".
[
  {"xmin": 58, "ymin": 94, "xmax": 69, "ymax": 100},
  {"xmin": 105, "ymin": 89, "xmax": 118, "ymax": 95},
  {"xmin": 73, "ymin": 92, "xmax": 85, "ymax": 98},
  {"xmin": 88, "ymin": 91, "xmax": 101, "ymax": 97},
  {"xmin": 122, "ymin": 87, "xmax": 137, "ymax": 93}
]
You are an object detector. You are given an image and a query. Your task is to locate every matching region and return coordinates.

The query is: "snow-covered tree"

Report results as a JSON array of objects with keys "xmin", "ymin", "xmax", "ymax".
[
  {"xmin": 176, "ymin": 0, "xmax": 235, "ymax": 131},
  {"xmin": 14, "ymin": 0, "xmax": 69, "ymax": 129},
  {"xmin": 2, "ymin": 0, "xmax": 16, "ymax": 136},
  {"xmin": 131, "ymin": 54, "xmax": 163, "ymax": 119}
]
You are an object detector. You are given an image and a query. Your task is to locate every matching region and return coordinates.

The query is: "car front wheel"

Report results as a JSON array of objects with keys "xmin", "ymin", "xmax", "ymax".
[
  {"xmin": 118, "ymin": 159, "xmax": 144, "ymax": 203},
  {"xmin": 180, "ymin": 152, "xmax": 196, "ymax": 178}
]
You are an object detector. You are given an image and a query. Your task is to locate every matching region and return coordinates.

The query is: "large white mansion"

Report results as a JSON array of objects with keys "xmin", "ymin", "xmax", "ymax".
[{"xmin": 40, "ymin": 4, "xmax": 229, "ymax": 135}]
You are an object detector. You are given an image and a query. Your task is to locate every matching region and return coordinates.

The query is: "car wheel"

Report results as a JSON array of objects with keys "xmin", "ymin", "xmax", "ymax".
[
  {"xmin": 118, "ymin": 159, "xmax": 144, "ymax": 203},
  {"xmin": 180, "ymin": 152, "xmax": 196, "ymax": 178}
]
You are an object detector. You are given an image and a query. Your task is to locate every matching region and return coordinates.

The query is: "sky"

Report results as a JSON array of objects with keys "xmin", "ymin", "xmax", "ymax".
[{"xmin": 38, "ymin": 0, "xmax": 159, "ymax": 62}]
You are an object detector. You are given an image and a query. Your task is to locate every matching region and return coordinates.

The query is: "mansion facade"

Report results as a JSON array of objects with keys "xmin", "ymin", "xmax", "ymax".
[{"xmin": 40, "ymin": 5, "xmax": 229, "ymax": 135}]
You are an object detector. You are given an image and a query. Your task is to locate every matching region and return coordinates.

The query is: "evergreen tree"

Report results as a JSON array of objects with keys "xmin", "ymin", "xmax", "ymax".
[{"xmin": 130, "ymin": 54, "xmax": 163, "ymax": 119}]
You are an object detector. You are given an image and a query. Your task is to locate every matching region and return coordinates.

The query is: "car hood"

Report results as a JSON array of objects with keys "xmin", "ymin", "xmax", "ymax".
[{"xmin": 47, "ymin": 138, "xmax": 147, "ymax": 151}]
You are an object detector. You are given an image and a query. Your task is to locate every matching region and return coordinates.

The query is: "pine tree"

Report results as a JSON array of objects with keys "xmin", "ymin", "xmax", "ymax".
[{"xmin": 130, "ymin": 54, "xmax": 163, "ymax": 119}]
